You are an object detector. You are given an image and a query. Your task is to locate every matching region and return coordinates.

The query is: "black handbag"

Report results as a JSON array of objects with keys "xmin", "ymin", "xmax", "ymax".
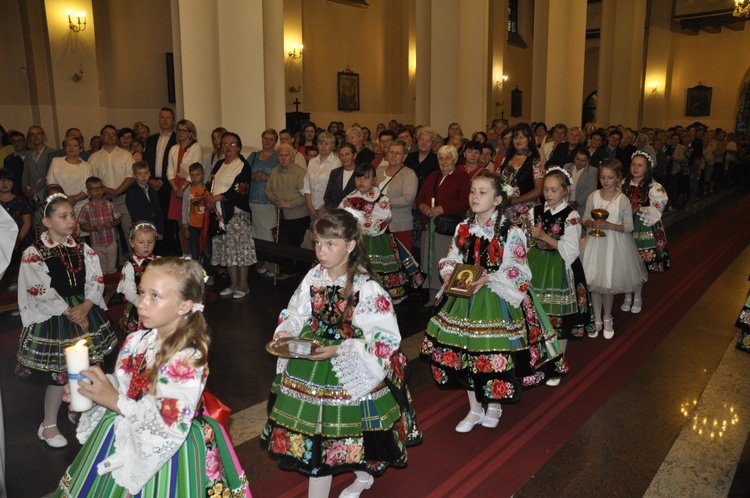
[
  {"xmin": 207, "ymin": 208, "xmax": 225, "ymax": 238},
  {"xmin": 431, "ymin": 174, "xmax": 464, "ymax": 236}
]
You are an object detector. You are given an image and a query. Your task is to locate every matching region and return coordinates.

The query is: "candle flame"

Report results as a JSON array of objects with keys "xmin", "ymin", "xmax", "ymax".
[{"xmin": 76, "ymin": 339, "xmax": 87, "ymax": 347}]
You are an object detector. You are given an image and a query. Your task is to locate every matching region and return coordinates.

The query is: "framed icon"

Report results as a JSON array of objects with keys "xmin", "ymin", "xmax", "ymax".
[
  {"xmin": 338, "ymin": 71, "xmax": 360, "ymax": 111},
  {"xmin": 444, "ymin": 264, "xmax": 483, "ymax": 298},
  {"xmin": 686, "ymin": 85, "xmax": 711, "ymax": 117}
]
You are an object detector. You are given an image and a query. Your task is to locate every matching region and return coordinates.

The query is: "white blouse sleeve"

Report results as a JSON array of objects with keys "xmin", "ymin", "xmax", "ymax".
[
  {"xmin": 274, "ymin": 271, "xmax": 314, "ymax": 339},
  {"xmin": 99, "ymin": 346, "xmax": 206, "ymax": 494},
  {"xmin": 557, "ymin": 210, "xmax": 582, "ymax": 267},
  {"xmin": 330, "ymin": 279, "xmax": 401, "ymax": 400},
  {"xmin": 637, "ymin": 182, "xmax": 668, "ymax": 227},
  {"xmin": 166, "ymin": 145, "xmax": 177, "ymax": 180},
  {"xmin": 366, "ymin": 197, "xmax": 392, "ymax": 236},
  {"xmin": 487, "ymin": 227, "xmax": 531, "ymax": 307},
  {"xmin": 83, "ymin": 243, "xmax": 107, "ymax": 310},
  {"xmin": 116, "ymin": 262, "xmax": 139, "ymax": 306},
  {"xmin": 17, "ymin": 245, "xmax": 70, "ymax": 327}
]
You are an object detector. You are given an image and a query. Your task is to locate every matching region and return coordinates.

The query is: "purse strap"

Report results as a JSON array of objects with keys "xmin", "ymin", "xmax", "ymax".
[{"xmin": 376, "ymin": 165, "xmax": 404, "ymax": 201}]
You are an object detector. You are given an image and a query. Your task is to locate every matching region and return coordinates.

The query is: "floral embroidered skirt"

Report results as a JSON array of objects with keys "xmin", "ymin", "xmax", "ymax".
[
  {"xmin": 55, "ymin": 410, "xmax": 251, "ymax": 497},
  {"xmin": 527, "ymin": 248, "xmax": 594, "ymax": 339},
  {"xmin": 421, "ymin": 286, "xmax": 567, "ymax": 403},
  {"xmin": 119, "ymin": 302, "xmax": 141, "ymax": 334},
  {"xmin": 632, "ymin": 217, "xmax": 670, "ymax": 273},
  {"xmin": 261, "ymin": 329, "xmax": 421, "ymax": 477},
  {"xmin": 736, "ymin": 290, "xmax": 750, "ymax": 354},
  {"xmin": 16, "ymin": 294, "xmax": 117, "ymax": 385},
  {"xmin": 366, "ymin": 233, "xmax": 409, "ymax": 302}
]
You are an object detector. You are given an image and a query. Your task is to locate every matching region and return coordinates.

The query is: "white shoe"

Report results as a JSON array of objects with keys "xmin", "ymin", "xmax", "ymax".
[
  {"xmin": 603, "ymin": 317, "xmax": 614, "ymax": 339},
  {"xmin": 588, "ymin": 321, "xmax": 602, "ymax": 338},
  {"xmin": 38, "ymin": 424, "xmax": 67, "ymax": 448},
  {"xmin": 621, "ymin": 294, "xmax": 632, "ymax": 312},
  {"xmin": 456, "ymin": 410, "xmax": 485, "ymax": 433},
  {"xmin": 481, "ymin": 405, "xmax": 503, "ymax": 428},
  {"xmin": 219, "ymin": 287, "xmax": 237, "ymax": 296},
  {"xmin": 232, "ymin": 289, "xmax": 250, "ymax": 299},
  {"xmin": 338, "ymin": 475, "xmax": 374, "ymax": 498},
  {"xmin": 546, "ymin": 377, "xmax": 561, "ymax": 387},
  {"xmin": 631, "ymin": 298, "xmax": 642, "ymax": 314}
]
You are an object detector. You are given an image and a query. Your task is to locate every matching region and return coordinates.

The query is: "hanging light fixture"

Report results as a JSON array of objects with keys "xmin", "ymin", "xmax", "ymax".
[{"xmin": 734, "ymin": 0, "xmax": 750, "ymax": 17}]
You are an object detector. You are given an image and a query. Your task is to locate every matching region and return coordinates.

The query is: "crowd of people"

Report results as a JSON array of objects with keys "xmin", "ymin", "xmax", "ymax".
[{"xmin": 1, "ymin": 112, "xmax": 749, "ymax": 497}]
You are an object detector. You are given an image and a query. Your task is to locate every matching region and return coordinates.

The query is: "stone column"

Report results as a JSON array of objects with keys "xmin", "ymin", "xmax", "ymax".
[{"xmin": 531, "ymin": 0, "xmax": 587, "ymax": 126}]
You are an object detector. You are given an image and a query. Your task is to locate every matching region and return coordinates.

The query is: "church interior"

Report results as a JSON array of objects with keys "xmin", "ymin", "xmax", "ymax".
[{"xmin": 1, "ymin": 0, "xmax": 750, "ymax": 496}]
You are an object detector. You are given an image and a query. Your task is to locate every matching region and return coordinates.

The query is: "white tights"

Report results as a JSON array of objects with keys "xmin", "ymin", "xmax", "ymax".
[{"xmin": 591, "ymin": 292, "xmax": 614, "ymax": 324}]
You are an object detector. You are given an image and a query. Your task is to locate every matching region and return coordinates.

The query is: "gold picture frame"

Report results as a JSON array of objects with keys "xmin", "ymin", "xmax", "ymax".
[{"xmin": 443, "ymin": 264, "xmax": 483, "ymax": 298}]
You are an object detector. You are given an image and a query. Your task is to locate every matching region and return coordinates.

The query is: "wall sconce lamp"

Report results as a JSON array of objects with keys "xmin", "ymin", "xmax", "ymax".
[
  {"xmin": 734, "ymin": 0, "xmax": 750, "ymax": 17},
  {"xmin": 497, "ymin": 74, "xmax": 509, "ymax": 86},
  {"xmin": 288, "ymin": 44, "xmax": 303, "ymax": 60},
  {"xmin": 67, "ymin": 10, "xmax": 87, "ymax": 33},
  {"xmin": 647, "ymin": 82, "xmax": 658, "ymax": 94}
]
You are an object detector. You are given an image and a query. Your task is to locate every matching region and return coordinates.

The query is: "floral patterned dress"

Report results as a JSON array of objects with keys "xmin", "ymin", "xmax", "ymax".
[
  {"xmin": 115, "ymin": 254, "xmax": 158, "ymax": 332},
  {"xmin": 16, "ymin": 232, "xmax": 117, "ymax": 385},
  {"xmin": 0, "ymin": 194, "xmax": 33, "ymax": 250},
  {"xmin": 498, "ymin": 155, "xmax": 544, "ymax": 226},
  {"xmin": 342, "ymin": 187, "xmax": 422, "ymax": 302},
  {"xmin": 421, "ymin": 211, "xmax": 567, "ymax": 403},
  {"xmin": 623, "ymin": 179, "xmax": 670, "ymax": 272},
  {"xmin": 261, "ymin": 265, "xmax": 421, "ymax": 477},
  {"xmin": 527, "ymin": 203, "xmax": 594, "ymax": 339},
  {"xmin": 55, "ymin": 329, "xmax": 252, "ymax": 497}
]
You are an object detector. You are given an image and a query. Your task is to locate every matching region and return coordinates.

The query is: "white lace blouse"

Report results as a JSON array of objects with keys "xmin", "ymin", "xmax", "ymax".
[{"xmin": 274, "ymin": 265, "xmax": 401, "ymax": 402}]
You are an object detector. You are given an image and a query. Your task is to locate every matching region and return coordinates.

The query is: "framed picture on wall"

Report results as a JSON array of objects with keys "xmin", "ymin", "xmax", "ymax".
[
  {"xmin": 686, "ymin": 85, "xmax": 711, "ymax": 117},
  {"xmin": 338, "ymin": 71, "xmax": 360, "ymax": 111},
  {"xmin": 511, "ymin": 86, "xmax": 522, "ymax": 117}
]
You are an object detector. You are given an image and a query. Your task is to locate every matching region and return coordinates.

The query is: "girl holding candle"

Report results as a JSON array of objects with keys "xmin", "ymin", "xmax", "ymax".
[
  {"xmin": 16, "ymin": 193, "xmax": 117, "ymax": 448},
  {"xmin": 116, "ymin": 221, "xmax": 158, "ymax": 332},
  {"xmin": 56, "ymin": 257, "xmax": 251, "ymax": 497}
]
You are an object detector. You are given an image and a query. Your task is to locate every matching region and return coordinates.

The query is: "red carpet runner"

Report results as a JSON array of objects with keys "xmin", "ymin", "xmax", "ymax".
[{"xmin": 251, "ymin": 195, "xmax": 750, "ymax": 498}]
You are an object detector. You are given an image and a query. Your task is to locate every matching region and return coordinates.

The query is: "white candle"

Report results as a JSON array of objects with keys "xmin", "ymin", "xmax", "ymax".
[
  {"xmin": 65, "ymin": 340, "xmax": 93, "ymax": 412},
  {"xmin": 431, "ymin": 198, "xmax": 435, "ymax": 208},
  {"xmin": 529, "ymin": 206, "xmax": 535, "ymax": 225}
]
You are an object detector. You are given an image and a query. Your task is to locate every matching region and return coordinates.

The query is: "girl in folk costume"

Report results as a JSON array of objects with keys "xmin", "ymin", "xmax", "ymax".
[
  {"xmin": 16, "ymin": 194, "xmax": 117, "ymax": 448},
  {"xmin": 341, "ymin": 162, "xmax": 422, "ymax": 305},
  {"xmin": 581, "ymin": 159, "xmax": 648, "ymax": 339},
  {"xmin": 528, "ymin": 167, "xmax": 594, "ymax": 386},
  {"xmin": 421, "ymin": 171, "xmax": 567, "ymax": 433},
  {"xmin": 262, "ymin": 209, "xmax": 421, "ymax": 498},
  {"xmin": 621, "ymin": 151, "xmax": 670, "ymax": 314},
  {"xmin": 56, "ymin": 258, "xmax": 251, "ymax": 497},
  {"xmin": 117, "ymin": 222, "xmax": 158, "ymax": 332}
]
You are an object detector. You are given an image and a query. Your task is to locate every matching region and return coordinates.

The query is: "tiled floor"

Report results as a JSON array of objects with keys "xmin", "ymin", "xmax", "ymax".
[{"xmin": 2, "ymin": 189, "xmax": 749, "ymax": 497}]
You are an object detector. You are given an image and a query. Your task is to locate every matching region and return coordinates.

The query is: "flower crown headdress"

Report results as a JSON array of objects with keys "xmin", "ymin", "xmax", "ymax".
[
  {"xmin": 131, "ymin": 222, "xmax": 157, "ymax": 236},
  {"xmin": 631, "ymin": 150, "xmax": 654, "ymax": 169},
  {"xmin": 546, "ymin": 166, "xmax": 574, "ymax": 187},
  {"xmin": 43, "ymin": 193, "xmax": 68, "ymax": 215}
]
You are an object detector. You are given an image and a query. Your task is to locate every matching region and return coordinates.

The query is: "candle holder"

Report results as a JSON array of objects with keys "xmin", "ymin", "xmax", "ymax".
[
  {"xmin": 589, "ymin": 209, "xmax": 609, "ymax": 237},
  {"xmin": 65, "ymin": 340, "xmax": 93, "ymax": 412}
]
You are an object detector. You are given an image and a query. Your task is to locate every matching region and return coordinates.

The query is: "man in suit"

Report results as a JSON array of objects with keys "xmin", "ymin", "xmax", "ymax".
[
  {"xmin": 125, "ymin": 161, "xmax": 164, "ymax": 238},
  {"xmin": 323, "ymin": 143, "xmax": 357, "ymax": 209},
  {"xmin": 21, "ymin": 125, "xmax": 54, "ymax": 202},
  {"xmin": 564, "ymin": 149, "xmax": 598, "ymax": 217},
  {"xmin": 143, "ymin": 108, "xmax": 176, "ymax": 254}
]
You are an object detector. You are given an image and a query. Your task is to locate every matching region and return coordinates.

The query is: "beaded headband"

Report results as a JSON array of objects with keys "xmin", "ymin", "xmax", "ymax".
[
  {"xmin": 631, "ymin": 150, "xmax": 654, "ymax": 169},
  {"xmin": 131, "ymin": 222, "xmax": 157, "ymax": 235},
  {"xmin": 43, "ymin": 193, "xmax": 68, "ymax": 215},
  {"xmin": 546, "ymin": 166, "xmax": 574, "ymax": 187}
]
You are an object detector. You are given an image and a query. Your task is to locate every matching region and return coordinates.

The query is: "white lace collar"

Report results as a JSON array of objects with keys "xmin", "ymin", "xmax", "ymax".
[
  {"xmin": 467, "ymin": 210, "xmax": 502, "ymax": 241},
  {"xmin": 544, "ymin": 200, "xmax": 569, "ymax": 215},
  {"xmin": 41, "ymin": 231, "xmax": 76, "ymax": 248}
]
